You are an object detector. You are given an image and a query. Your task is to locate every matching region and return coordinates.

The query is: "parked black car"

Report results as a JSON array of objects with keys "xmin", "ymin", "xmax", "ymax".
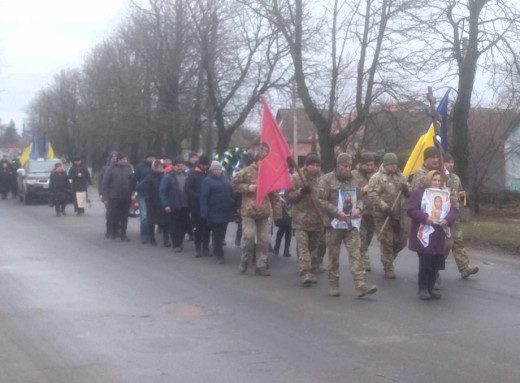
[{"xmin": 17, "ymin": 159, "xmax": 60, "ymax": 205}]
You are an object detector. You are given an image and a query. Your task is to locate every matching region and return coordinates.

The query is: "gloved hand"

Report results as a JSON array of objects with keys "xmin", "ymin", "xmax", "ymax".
[
  {"xmin": 300, "ymin": 185, "xmax": 312, "ymax": 195},
  {"xmin": 384, "ymin": 207, "xmax": 394, "ymax": 219},
  {"xmin": 400, "ymin": 183, "xmax": 410, "ymax": 197}
]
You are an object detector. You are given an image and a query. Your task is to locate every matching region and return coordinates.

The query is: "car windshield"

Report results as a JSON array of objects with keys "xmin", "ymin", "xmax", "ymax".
[{"xmin": 27, "ymin": 160, "xmax": 58, "ymax": 173}]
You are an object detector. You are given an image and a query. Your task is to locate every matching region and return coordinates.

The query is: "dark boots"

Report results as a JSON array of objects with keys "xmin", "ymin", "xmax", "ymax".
[{"xmin": 418, "ymin": 269, "xmax": 441, "ymax": 300}]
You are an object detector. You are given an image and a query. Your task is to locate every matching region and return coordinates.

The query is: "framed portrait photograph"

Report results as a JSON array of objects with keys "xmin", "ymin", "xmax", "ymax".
[
  {"xmin": 421, "ymin": 188, "xmax": 450, "ymax": 224},
  {"xmin": 331, "ymin": 189, "xmax": 360, "ymax": 229}
]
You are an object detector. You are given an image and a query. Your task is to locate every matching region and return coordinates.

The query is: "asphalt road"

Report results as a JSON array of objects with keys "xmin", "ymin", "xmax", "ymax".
[{"xmin": 1, "ymin": 194, "xmax": 520, "ymax": 383}]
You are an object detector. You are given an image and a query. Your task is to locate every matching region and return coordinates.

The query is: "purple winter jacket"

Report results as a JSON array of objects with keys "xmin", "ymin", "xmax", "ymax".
[{"xmin": 407, "ymin": 186, "xmax": 458, "ymax": 254}]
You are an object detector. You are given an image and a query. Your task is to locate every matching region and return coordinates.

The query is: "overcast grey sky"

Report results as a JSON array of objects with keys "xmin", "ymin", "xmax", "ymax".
[{"xmin": 0, "ymin": 0, "xmax": 128, "ymax": 131}]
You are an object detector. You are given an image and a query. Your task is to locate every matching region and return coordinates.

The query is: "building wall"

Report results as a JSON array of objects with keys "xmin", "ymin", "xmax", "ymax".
[{"xmin": 505, "ymin": 124, "xmax": 520, "ymax": 191}]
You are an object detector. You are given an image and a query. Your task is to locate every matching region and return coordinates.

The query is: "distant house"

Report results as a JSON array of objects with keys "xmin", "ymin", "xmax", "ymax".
[
  {"xmin": 505, "ymin": 117, "xmax": 520, "ymax": 191},
  {"xmin": 463, "ymin": 108, "xmax": 520, "ymax": 193},
  {"xmin": 275, "ymin": 104, "xmax": 520, "ymax": 192}
]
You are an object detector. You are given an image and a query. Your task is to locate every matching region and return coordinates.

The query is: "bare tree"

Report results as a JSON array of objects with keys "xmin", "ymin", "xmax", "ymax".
[
  {"xmin": 244, "ymin": 0, "xmax": 419, "ymax": 171},
  {"xmin": 189, "ymin": 0, "xmax": 290, "ymax": 155},
  {"xmin": 402, "ymin": 0, "xmax": 520, "ymax": 187}
]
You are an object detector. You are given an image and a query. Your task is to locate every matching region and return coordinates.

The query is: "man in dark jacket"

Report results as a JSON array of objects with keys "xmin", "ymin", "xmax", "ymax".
[
  {"xmin": 0, "ymin": 160, "xmax": 13, "ymax": 200},
  {"xmin": 184, "ymin": 154, "xmax": 210, "ymax": 257},
  {"xmin": 68, "ymin": 156, "xmax": 92, "ymax": 215},
  {"xmin": 159, "ymin": 157, "xmax": 190, "ymax": 252},
  {"xmin": 200, "ymin": 161, "xmax": 235, "ymax": 264},
  {"xmin": 99, "ymin": 151, "xmax": 118, "ymax": 238},
  {"xmin": 102, "ymin": 153, "xmax": 134, "ymax": 241},
  {"xmin": 133, "ymin": 151, "xmax": 157, "ymax": 244}
]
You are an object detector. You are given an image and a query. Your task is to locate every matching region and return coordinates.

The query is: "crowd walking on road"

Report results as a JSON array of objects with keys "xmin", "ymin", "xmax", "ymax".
[{"xmin": 4, "ymin": 145, "xmax": 480, "ymax": 301}]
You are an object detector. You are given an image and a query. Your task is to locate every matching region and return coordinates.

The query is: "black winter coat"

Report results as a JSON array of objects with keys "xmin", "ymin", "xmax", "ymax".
[
  {"xmin": 200, "ymin": 173, "xmax": 235, "ymax": 223},
  {"xmin": 137, "ymin": 172, "xmax": 169, "ymax": 226},
  {"xmin": 49, "ymin": 171, "xmax": 71, "ymax": 203},
  {"xmin": 102, "ymin": 164, "xmax": 134, "ymax": 200},
  {"xmin": 68, "ymin": 164, "xmax": 92, "ymax": 192},
  {"xmin": 133, "ymin": 160, "xmax": 152, "ymax": 198},
  {"xmin": 0, "ymin": 165, "xmax": 13, "ymax": 193},
  {"xmin": 184, "ymin": 166, "xmax": 207, "ymax": 216}
]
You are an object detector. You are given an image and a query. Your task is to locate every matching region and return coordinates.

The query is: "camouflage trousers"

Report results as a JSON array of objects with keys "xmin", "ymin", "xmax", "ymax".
[
  {"xmin": 326, "ymin": 227, "xmax": 366, "ymax": 287},
  {"xmin": 374, "ymin": 217, "xmax": 407, "ymax": 272},
  {"xmin": 295, "ymin": 229, "xmax": 325, "ymax": 278},
  {"xmin": 241, "ymin": 216, "xmax": 270, "ymax": 269},
  {"xmin": 444, "ymin": 220, "xmax": 470, "ymax": 272},
  {"xmin": 359, "ymin": 214, "xmax": 375, "ymax": 268}
]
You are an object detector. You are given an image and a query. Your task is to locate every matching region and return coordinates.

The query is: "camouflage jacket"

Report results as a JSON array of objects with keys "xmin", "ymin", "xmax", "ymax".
[
  {"xmin": 447, "ymin": 171, "xmax": 463, "ymax": 210},
  {"xmin": 410, "ymin": 164, "xmax": 431, "ymax": 190},
  {"xmin": 352, "ymin": 165, "xmax": 375, "ymax": 214},
  {"xmin": 367, "ymin": 164, "xmax": 407, "ymax": 220},
  {"xmin": 285, "ymin": 168, "xmax": 323, "ymax": 231},
  {"xmin": 316, "ymin": 170, "xmax": 363, "ymax": 228},
  {"xmin": 230, "ymin": 163, "xmax": 282, "ymax": 220}
]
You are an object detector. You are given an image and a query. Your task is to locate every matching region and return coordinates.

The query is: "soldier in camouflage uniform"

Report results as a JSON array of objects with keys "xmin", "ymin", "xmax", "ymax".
[
  {"xmin": 443, "ymin": 153, "xmax": 479, "ymax": 278},
  {"xmin": 368, "ymin": 153, "xmax": 409, "ymax": 278},
  {"xmin": 410, "ymin": 147, "xmax": 478, "ymax": 280},
  {"xmin": 285, "ymin": 154, "xmax": 324, "ymax": 286},
  {"xmin": 316, "ymin": 153, "xmax": 377, "ymax": 298},
  {"xmin": 352, "ymin": 152, "xmax": 376, "ymax": 272},
  {"xmin": 230, "ymin": 159, "xmax": 282, "ymax": 276},
  {"xmin": 410, "ymin": 146, "xmax": 441, "ymax": 190}
]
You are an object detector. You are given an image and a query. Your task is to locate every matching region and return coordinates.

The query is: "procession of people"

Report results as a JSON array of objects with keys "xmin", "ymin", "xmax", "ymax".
[{"xmin": 1, "ymin": 143, "xmax": 480, "ymax": 301}]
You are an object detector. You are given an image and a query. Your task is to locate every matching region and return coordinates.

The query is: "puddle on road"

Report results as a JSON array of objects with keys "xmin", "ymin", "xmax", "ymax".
[{"xmin": 162, "ymin": 303, "xmax": 219, "ymax": 318}]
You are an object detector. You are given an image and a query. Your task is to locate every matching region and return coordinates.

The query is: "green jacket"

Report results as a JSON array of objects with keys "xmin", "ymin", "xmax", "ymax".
[
  {"xmin": 316, "ymin": 170, "xmax": 363, "ymax": 228},
  {"xmin": 367, "ymin": 164, "xmax": 407, "ymax": 220},
  {"xmin": 230, "ymin": 163, "xmax": 282, "ymax": 220},
  {"xmin": 285, "ymin": 168, "xmax": 323, "ymax": 231}
]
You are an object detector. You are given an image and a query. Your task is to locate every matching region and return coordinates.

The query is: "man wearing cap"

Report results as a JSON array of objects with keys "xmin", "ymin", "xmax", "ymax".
[
  {"xmin": 316, "ymin": 153, "xmax": 377, "ymax": 298},
  {"xmin": 134, "ymin": 151, "xmax": 157, "ymax": 244},
  {"xmin": 368, "ymin": 153, "xmax": 409, "ymax": 278},
  {"xmin": 185, "ymin": 154, "xmax": 211, "ymax": 257},
  {"xmin": 101, "ymin": 153, "xmax": 134, "ymax": 241},
  {"xmin": 159, "ymin": 157, "xmax": 190, "ymax": 252},
  {"xmin": 443, "ymin": 153, "xmax": 479, "ymax": 279},
  {"xmin": 411, "ymin": 146, "xmax": 441, "ymax": 190},
  {"xmin": 352, "ymin": 152, "xmax": 377, "ymax": 272},
  {"xmin": 230, "ymin": 155, "xmax": 282, "ymax": 276},
  {"xmin": 285, "ymin": 153, "xmax": 324, "ymax": 286}
]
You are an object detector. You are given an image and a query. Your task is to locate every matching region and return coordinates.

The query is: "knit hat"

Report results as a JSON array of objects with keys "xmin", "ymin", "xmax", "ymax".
[
  {"xmin": 336, "ymin": 153, "xmax": 352, "ymax": 166},
  {"xmin": 382, "ymin": 153, "xmax": 398, "ymax": 166},
  {"xmin": 423, "ymin": 146, "xmax": 439, "ymax": 161},
  {"xmin": 172, "ymin": 156, "xmax": 184, "ymax": 165},
  {"xmin": 359, "ymin": 152, "xmax": 375, "ymax": 164},
  {"xmin": 145, "ymin": 150, "xmax": 157, "ymax": 159},
  {"xmin": 198, "ymin": 154, "xmax": 210, "ymax": 166},
  {"xmin": 444, "ymin": 153, "xmax": 454, "ymax": 162},
  {"xmin": 210, "ymin": 160, "xmax": 222, "ymax": 171},
  {"xmin": 304, "ymin": 154, "xmax": 321, "ymax": 166}
]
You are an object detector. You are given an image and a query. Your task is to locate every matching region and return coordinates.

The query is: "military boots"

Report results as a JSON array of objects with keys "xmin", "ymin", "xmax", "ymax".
[
  {"xmin": 355, "ymin": 282, "xmax": 377, "ymax": 298},
  {"xmin": 329, "ymin": 279, "xmax": 340, "ymax": 296}
]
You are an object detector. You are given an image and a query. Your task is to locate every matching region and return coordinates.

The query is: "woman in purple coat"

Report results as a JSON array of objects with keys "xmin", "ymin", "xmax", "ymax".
[{"xmin": 407, "ymin": 170, "xmax": 458, "ymax": 300}]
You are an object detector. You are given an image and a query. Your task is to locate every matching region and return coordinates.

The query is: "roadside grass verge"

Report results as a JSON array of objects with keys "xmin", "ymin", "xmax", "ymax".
[{"xmin": 461, "ymin": 216, "xmax": 520, "ymax": 255}]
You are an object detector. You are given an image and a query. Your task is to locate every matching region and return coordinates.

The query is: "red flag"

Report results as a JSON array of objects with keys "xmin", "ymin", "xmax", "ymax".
[{"xmin": 256, "ymin": 95, "xmax": 292, "ymax": 206}]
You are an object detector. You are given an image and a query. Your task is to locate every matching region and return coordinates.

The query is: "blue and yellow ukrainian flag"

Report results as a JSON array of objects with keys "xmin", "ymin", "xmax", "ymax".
[
  {"xmin": 44, "ymin": 134, "xmax": 55, "ymax": 159},
  {"xmin": 403, "ymin": 89, "xmax": 450, "ymax": 178}
]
